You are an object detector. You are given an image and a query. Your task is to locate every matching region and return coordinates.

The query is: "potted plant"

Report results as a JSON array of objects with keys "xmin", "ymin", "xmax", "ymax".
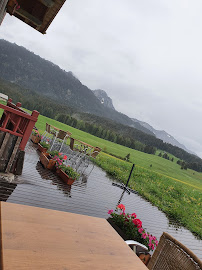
[
  {"xmin": 31, "ymin": 129, "xmax": 42, "ymax": 144},
  {"xmin": 107, "ymin": 204, "xmax": 158, "ymax": 255},
  {"xmin": 40, "ymin": 151, "xmax": 67, "ymax": 170},
  {"xmin": 37, "ymin": 141, "xmax": 50, "ymax": 153},
  {"xmin": 56, "ymin": 164, "xmax": 80, "ymax": 185}
]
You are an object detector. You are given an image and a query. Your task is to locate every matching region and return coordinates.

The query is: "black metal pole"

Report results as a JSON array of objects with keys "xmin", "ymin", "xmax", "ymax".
[{"xmin": 125, "ymin": 164, "xmax": 135, "ymax": 187}]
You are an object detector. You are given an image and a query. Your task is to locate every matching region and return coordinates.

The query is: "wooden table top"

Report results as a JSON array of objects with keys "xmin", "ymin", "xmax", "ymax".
[{"xmin": 0, "ymin": 202, "xmax": 148, "ymax": 270}]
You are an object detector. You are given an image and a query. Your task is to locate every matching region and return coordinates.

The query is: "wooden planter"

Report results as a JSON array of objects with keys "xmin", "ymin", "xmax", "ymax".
[
  {"xmin": 107, "ymin": 218, "xmax": 150, "ymax": 257},
  {"xmin": 40, "ymin": 152, "xmax": 56, "ymax": 170},
  {"xmin": 37, "ymin": 143, "xmax": 48, "ymax": 153},
  {"xmin": 56, "ymin": 168, "xmax": 76, "ymax": 185},
  {"xmin": 107, "ymin": 218, "xmax": 127, "ymax": 240},
  {"xmin": 31, "ymin": 134, "xmax": 41, "ymax": 144}
]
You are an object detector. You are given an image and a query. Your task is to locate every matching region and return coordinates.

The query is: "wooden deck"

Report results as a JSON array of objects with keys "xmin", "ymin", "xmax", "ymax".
[{"xmin": 0, "ymin": 202, "xmax": 147, "ymax": 270}]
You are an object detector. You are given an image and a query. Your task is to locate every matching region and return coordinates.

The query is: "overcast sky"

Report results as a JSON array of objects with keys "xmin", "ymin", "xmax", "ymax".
[{"xmin": 1, "ymin": 0, "xmax": 202, "ymax": 157}]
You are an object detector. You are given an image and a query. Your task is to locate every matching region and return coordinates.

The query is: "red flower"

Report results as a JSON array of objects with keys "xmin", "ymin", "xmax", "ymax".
[
  {"xmin": 131, "ymin": 213, "xmax": 137, "ymax": 218},
  {"xmin": 132, "ymin": 218, "xmax": 142, "ymax": 228},
  {"xmin": 63, "ymin": 155, "xmax": 67, "ymax": 160},
  {"xmin": 117, "ymin": 204, "xmax": 125, "ymax": 211}
]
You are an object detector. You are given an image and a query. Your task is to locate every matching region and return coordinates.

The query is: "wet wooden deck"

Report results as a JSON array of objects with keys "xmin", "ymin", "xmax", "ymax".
[
  {"xmin": 0, "ymin": 140, "xmax": 201, "ymax": 260},
  {"xmin": 0, "ymin": 201, "xmax": 147, "ymax": 270}
]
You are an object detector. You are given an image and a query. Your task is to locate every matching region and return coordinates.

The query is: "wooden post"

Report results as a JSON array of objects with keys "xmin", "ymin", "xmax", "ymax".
[
  {"xmin": 70, "ymin": 137, "xmax": 75, "ymax": 150},
  {"xmin": 5, "ymin": 137, "xmax": 21, "ymax": 173},
  {"xmin": 19, "ymin": 110, "xmax": 39, "ymax": 151}
]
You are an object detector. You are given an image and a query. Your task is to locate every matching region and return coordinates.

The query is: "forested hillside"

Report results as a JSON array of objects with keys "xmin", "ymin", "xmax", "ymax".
[
  {"xmin": 0, "ymin": 39, "xmax": 153, "ymax": 135},
  {"xmin": 1, "ymin": 78, "xmax": 202, "ymax": 172}
]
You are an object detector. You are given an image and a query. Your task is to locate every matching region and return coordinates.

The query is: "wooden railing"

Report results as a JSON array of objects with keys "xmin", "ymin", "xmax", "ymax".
[
  {"xmin": 0, "ymin": 98, "xmax": 39, "ymax": 151},
  {"xmin": 70, "ymin": 137, "xmax": 101, "ymax": 158}
]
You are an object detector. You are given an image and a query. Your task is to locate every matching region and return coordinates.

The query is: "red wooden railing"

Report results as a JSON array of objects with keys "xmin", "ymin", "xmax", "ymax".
[{"xmin": 0, "ymin": 98, "xmax": 39, "ymax": 151}]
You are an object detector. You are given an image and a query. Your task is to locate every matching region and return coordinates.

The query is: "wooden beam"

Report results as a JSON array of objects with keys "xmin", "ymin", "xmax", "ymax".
[
  {"xmin": 38, "ymin": 0, "xmax": 55, "ymax": 8},
  {"xmin": 5, "ymin": 136, "xmax": 21, "ymax": 173},
  {"xmin": 14, "ymin": 150, "xmax": 25, "ymax": 175},
  {"xmin": 0, "ymin": 133, "xmax": 10, "ymax": 157},
  {"xmin": 15, "ymin": 9, "xmax": 42, "ymax": 26},
  {"xmin": 0, "ymin": 104, "xmax": 39, "ymax": 121}
]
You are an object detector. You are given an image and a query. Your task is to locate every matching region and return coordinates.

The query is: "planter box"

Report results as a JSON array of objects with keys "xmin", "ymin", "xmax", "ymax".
[
  {"xmin": 107, "ymin": 218, "xmax": 149, "ymax": 256},
  {"xmin": 40, "ymin": 152, "xmax": 56, "ymax": 170},
  {"xmin": 56, "ymin": 168, "xmax": 75, "ymax": 185},
  {"xmin": 37, "ymin": 143, "xmax": 48, "ymax": 153},
  {"xmin": 31, "ymin": 134, "xmax": 41, "ymax": 144},
  {"xmin": 107, "ymin": 218, "xmax": 128, "ymax": 240}
]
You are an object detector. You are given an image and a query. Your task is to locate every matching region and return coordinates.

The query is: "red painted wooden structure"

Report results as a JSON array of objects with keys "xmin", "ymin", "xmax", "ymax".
[{"xmin": 0, "ymin": 98, "xmax": 39, "ymax": 151}]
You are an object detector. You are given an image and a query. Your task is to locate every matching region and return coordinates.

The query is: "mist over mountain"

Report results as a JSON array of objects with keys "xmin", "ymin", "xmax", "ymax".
[
  {"xmin": 92, "ymin": 88, "xmax": 195, "ymax": 155},
  {"xmin": 131, "ymin": 119, "xmax": 196, "ymax": 155},
  {"xmin": 0, "ymin": 39, "xmax": 196, "ymax": 155},
  {"xmin": 93, "ymin": 89, "xmax": 115, "ymax": 110}
]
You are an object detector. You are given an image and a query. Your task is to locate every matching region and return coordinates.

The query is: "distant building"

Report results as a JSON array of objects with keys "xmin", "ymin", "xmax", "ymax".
[
  {"xmin": 0, "ymin": 0, "xmax": 66, "ymax": 34},
  {"xmin": 0, "ymin": 93, "xmax": 8, "ymax": 101}
]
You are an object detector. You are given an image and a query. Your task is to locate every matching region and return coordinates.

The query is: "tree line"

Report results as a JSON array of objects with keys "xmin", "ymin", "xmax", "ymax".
[{"xmin": 1, "ymin": 78, "xmax": 202, "ymax": 172}]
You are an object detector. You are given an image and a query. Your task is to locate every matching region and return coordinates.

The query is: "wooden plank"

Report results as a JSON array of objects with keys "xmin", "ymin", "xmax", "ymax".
[
  {"xmin": 1, "ymin": 202, "xmax": 148, "ymax": 270},
  {"xmin": 15, "ymin": 9, "xmax": 42, "ymax": 26},
  {"xmin": 39, "ymin": 0, "xmax": 55, "ymax": 7},
  {"xmin": 0, "ymin": 131, "xmax": 5, "ymax": 147},
  {"xmin": 5, "ymin": 137, "xmax": 21, "ymax": 173},
  {"xmin": 0, "ymin": 128, "xmax": 23, "ymax": 138},
  {"xmin": 0, "ymin": 133, "xmax": 10, "ymax": 157},
  {"xmin": 14, "ymin": 150, "xmax": 25, "ymax": 175}
]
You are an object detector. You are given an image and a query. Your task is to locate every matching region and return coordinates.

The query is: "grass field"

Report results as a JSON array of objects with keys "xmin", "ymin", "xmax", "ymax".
[
  {"xmin": 34, "ymin": 114, "xmax": 202, "ymax": 238},
  {"xmin": 1, "ymin": 105, "xmax": 201, "ymax": 238},
  {"xmin": 35, "ymin": 114, "xmax": 202, "ymax": 190}
]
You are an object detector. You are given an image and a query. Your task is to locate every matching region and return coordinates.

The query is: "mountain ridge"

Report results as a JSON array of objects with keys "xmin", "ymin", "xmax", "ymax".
[
  {"xmin": 92, "ymin": 88, "xmax": 195, "ymax": 155},
  {"xmin": 0, "ymin": 39, "xmax": 154, "ymax": 136},
  {"xmin": 0, "ymin": 39, "xmax": 195, "ymax": 155},
  {"xmin": 131, "ymin": 118, "xmax": 196, "ymax": 155},
  {"xmin": 93, "ymin": 89, "xmax": 115, "ymax": 110}
]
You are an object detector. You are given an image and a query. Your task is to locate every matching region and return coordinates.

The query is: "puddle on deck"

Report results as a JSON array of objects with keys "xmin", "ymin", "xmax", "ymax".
[{"xmin": 0, "ymin": 141, "xmax": 201, "ymax": 259}]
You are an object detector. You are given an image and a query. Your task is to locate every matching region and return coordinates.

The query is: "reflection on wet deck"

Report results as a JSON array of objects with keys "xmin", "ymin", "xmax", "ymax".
[{"xmin": 0, "ymin": 141, "xmax": 201, "ymax": 259}]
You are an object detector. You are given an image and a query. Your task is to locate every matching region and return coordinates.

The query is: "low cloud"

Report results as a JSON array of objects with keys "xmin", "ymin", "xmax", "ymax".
[{"xmin": 0, "ymin": 0, "xmax": 202, "ymax": 156}]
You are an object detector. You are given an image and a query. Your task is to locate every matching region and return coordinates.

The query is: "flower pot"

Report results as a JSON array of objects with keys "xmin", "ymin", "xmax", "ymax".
[
  {"xmin": 31, "ymin": 134, "xmax": 41, "ymax": 144},
  {"xmin": 37, "ymin": 143, "xmax": 48, "ymax": 153},
  {"xmin": 40, "ymin": 152, "xmax": 56, "ymax": 170},
  {"xmin": 56, "ymin": 168, "xmax": 75, "ymax": 185}
]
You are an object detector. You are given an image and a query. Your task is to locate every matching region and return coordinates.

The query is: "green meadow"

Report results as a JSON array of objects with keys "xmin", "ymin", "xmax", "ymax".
[
  {"xmin": 1, "ymin": 105, "xmax": 201, "ymax": 238},
  {"xmin": 35, "ymin": 114, "xmax": 202, "ymax": 189},
  {"xmin": 35, "ymin": 114, "xmax": 202, "ymax": 238}
]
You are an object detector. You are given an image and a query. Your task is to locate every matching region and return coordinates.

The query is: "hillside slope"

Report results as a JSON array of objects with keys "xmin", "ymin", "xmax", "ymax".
[
  {"xmin": 0, "ymin": 39, "xmax": 153, "ymax": 136},
  {"xmin": 132, "ymin": 118, "xmax": 196, "ymax": 155}
]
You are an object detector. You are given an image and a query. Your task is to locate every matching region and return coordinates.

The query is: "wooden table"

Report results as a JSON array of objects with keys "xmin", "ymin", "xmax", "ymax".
[{"xmin": 0, "ymin": 202, "xmax": 148, "ymax": 270}]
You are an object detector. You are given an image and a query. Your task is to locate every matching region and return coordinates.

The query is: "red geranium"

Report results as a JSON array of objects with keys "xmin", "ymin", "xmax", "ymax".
[
  {"xmin": 117, "ymin": 204, "xmax": 125, "ymax": 211},
  {"xmin": 132, "ymin": 218, "xmax": 142, "ymax": 228}
]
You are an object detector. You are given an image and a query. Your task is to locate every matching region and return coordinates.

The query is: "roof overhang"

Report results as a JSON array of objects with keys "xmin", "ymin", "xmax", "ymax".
[{"xmin": 6, "ymin": 0, "xmax": 66, "ymax": 34}]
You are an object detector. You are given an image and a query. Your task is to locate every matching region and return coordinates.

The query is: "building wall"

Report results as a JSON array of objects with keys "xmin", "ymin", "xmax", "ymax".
[{"xmin": 0, "ymin": 0, "xmax": 8, "ymax": 25}]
